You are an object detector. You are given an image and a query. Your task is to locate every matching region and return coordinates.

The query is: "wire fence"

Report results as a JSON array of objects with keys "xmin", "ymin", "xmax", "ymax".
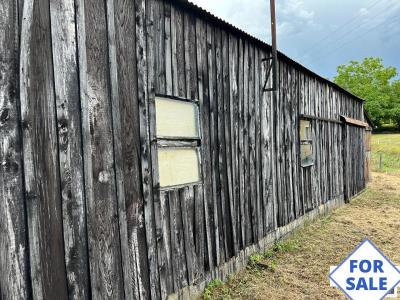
[{"xmin": 371, "ymin": 152, "xmax": 400, "ymax": 173}]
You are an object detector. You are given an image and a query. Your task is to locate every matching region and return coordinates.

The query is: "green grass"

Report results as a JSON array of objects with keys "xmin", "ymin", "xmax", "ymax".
[
  {"xmin": 371, "ymin": 133, "xmax": 400, "ymax": 174},
  {"xmin": 203, "ymin": 280, "xmax": 226, "ymax": 300},
  {"xmin": 202, "ymin": 240, "xmax": 300, "ymax": 299}
]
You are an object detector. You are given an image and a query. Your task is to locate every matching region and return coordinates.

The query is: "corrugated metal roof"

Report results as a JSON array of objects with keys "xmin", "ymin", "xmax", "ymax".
[{"xmin": 171, "ymin": 0, "xmax": 365, "ymax": 103}]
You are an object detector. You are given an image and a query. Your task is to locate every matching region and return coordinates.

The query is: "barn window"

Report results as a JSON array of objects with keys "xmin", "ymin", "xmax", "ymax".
[
  {"xmin": 300, "ymin": 119, "xmax": 314, "ymax": 167},
  {"xmin": 155, "ymin": 96, "xmax": 202, "ymax": 188}
]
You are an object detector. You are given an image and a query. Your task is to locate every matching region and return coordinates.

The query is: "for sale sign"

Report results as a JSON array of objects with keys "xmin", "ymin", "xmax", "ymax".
[{"xmin": 329, "ymin": 239, "xmax": 400, "ymax": 300}]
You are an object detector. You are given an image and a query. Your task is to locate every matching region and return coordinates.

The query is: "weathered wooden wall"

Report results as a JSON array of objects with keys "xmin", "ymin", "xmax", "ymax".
[
  {"xmin": 0, "ymin": 0, "xmax": 366, "ymax": 299},
  {"xmin": 142, "ymin": 1, "xmax": 366, "ymax": 298},
  {"xmin": 2, "ymin": 0, "xmax": 150, "ymax": 298}
]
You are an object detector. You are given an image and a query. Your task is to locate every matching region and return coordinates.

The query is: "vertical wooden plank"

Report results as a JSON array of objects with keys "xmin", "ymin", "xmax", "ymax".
[
  {"xmin": 50, "ymin": 0, "xmax": 90, "ymax": 298},
  {"xmin": 194, "ymin": 184, "xmax": 205, "ymax": 279},
  {"xmin": 215, "ymin": 27, "xmax": 230, "ymax": 262},
  {"xmin": 155, "ymin": 0, "xmax": 165, "ymax": 94},
  {"xmin": 261, "ymin": 50, "xmax": 275, "ymax": 232},
  {"xmin": 20, "ymin": 0, "xmax": 68, "ymax": 298},
  {"xmin": 152, "ymin": 0, "xmax": 174, "ymax": 297},
  {"xmin": 242, "ymin": 39, "xmax": 251, "ymax": 245},
  {"xmin": 164, "ymin": 2, "xmax": 172, "ymax": 95},
  {"xmin": 109, "ymin": 0, "xmax": 158, "ymax": 297},
  {"xmin": 207, "ymin": 23, "xmax": 222, "ymax": 266},
  {"xmin": 0, "ymin": 0, "xmax": 30, "ymax": 298},
  {"xmin": 196, "ymin": 17, "xmax": 214, "ymax": 271},
  {"xmin": 248, "ymin": 44, "xmax": 257, "ymax": 242},
  {"xmin": 285, "ymin": 65, "xmax": 294, "ymax": 223},
  {"xmin": 184, "ymin": 11, "xmax": 205, "ymax": 282},
  {"xmin": 76, "ymin": 0, "xmax": 125, "ymax": 296},
  {"xmin": 151, "ymin": 0, "xmax": 175, "ymax": 297},
  {"xmin": 259, "ymin": 49, "xmax": 267, "ymax": 233},
  {"xmin": 183, "ymin": 10, "xmax": 201, "ymax": 283},
  {"xmin": 270, "ymin": 58, "xmax": 277, "ymax": 231},
  {"xmin": 156, "ymin": 191, "xmax": 174, "ymax": 298},
  {"xmin": 276, "ymin": 60, "xmax": 285, "ymax": 226},
  {"xmin": 169, "ymin": 190, "xmax": 188, "ymax": 291},
  {"xmin": 288, "ymin": 67, "xmax": 298, "ymax": 218},
  {"xmin": 171, "ymin": 5, "xmax": 185, "ymax": 98},
  {"xmin": 254, "ymin": 48, "xmax": 263, "ymax": 239},
  {"xmin": 181, "ymin": 187, "xmax": 197, "ymax": 286},
  {"xmin": 134, "ymin": 0, "xmax": 161, "ymax": 297},
  {"xmin": 184, "ymin": 11, "xmax": 197, "ymax": 100},
  {"xmin": 237, "ymin": 37, "xmax": 245, "ymax": 248},
  {"xmin": 229, "ymin": 34, "xmax": 240, "ymax": 250},
  {"xmin": 298, "ymin": 73, "xmax": 305, "ymax": 215},
  {"xmin": 221, "ymin": 30, "xmax": 236, "ymax": 257},
  {"xmin": 293, "ymin": 69, "xmax": 301, "ymax": 217}
]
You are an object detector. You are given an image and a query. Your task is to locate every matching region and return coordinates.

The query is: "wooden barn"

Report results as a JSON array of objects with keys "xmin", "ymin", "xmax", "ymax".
[{"xmin": 0, "ymin": 0, "xmax": 370, "ymax": 299}]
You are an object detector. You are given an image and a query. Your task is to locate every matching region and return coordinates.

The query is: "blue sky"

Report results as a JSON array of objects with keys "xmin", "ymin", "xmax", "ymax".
[{"xmin": 189, "ymin": 0, "xmax": 400, "ymax": 80}]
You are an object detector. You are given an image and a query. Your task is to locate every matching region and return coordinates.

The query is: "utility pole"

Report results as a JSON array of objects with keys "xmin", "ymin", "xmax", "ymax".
[{"xmin": 263, "ymin": 0, "xmax": 278, "ymax": 92}]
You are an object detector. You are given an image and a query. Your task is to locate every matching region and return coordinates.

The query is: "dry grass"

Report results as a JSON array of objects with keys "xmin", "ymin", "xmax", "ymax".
[{"xmin": 203, "ymin": 172, "xmax": 400, "ymax": 300}]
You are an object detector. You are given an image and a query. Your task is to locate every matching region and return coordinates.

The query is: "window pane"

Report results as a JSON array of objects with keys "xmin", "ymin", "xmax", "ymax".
[
  {"xmin": 300, "ymin": 120, "xmax": 312, "ymax": 140},
  {"xmin": 155, "ymin": 97, "xmax": 199, "ymax": 138},
  {"xmin": 158, "ymin": 147, "xmax": 201, "ymax": 187},
  {"xmin": 301, "ymin": 143, "xmax": 313, "ymax": 166}
]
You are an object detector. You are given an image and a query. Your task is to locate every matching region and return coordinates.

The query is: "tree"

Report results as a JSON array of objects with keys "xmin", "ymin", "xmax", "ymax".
[
  {"xmin": 389, "ymin": 80, "xmax": 400, "ymax": 129},
  {"xmin": 333, "ymin": 57, "xmax": 399, "ymax": 128}
]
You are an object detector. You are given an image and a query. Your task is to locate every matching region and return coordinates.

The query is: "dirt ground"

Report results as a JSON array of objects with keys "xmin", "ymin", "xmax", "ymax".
[{"xmin": 204, "ymin": 172, "xmax": 400, "ymax": 299}]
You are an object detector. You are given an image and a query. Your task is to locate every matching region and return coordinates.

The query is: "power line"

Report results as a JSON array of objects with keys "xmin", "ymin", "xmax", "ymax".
[
  {"xmin": 316, "ymin": 0, "xmax": 399, "ymax": 51},
  {"xmin": 302, "ymin": 0, "xmax": 382, "ymax": 53},
  {"xmin": 311, "ymin": 14, "xmax": 400, "ymax": 65},
  {"xmin": 305, "ymin": 1, "xmax": 400, "ymax": 61}
]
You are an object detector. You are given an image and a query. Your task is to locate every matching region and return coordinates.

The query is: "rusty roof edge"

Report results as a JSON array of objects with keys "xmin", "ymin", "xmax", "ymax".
[
  {"xmin": 340, "ymin": 115, "xmax": 369, "ymax": 128},
  {"xmin": 172, "ymin": 0, "xmax": 365, "ymax": 103}
]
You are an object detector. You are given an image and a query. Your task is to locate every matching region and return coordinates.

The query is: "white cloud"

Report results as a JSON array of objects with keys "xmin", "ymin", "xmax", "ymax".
[
  {"xmin": 189, "ymin": 0, "xmax": 270, "ymax": 41},
  {"xmin": 276, "ymin": 0, "xmax": 315, "ymax": 37},
  {"xmin": 188, "ymin": 0, "xmax": 400, "ymax": 80},
  {"xmin": 358, "ymin": 7, "xmax": 369, "ymax": 16}
]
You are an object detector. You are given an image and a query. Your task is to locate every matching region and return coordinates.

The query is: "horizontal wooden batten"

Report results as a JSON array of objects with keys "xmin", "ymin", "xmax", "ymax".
[
  {"xmin": 340, "ymin": 115, "xmax": 369, "ymax": 128},
  {"xmin": 300, "ymin": 114, "xmax": 343, "ymax": 124},
  {"xmin": 156, "ymin": 139, "xmax": 200, "ymax": 147},
  {"xmin": 158, "ymin": 182, "xmax": 203, "ymax": 192},
  {"xmin": 154, "ymin": 93, "xmax": 199, "ymax": 103}
]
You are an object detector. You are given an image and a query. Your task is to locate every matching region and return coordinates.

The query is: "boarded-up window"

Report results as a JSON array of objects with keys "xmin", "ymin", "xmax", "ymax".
[
  {"xmin": 158, "ymin": 148, "xmax": 201, "ymax": 187},
  {"xmin": 154, "ymin": 96, "xmax": 202, "ymax": 188},
  {"xmin": 155, "ymin": 97, "xmax": 200, "ymax": 138},
  {"xmin": 300, "ymin": 119, "xmax": 314, "ymax": 167}
]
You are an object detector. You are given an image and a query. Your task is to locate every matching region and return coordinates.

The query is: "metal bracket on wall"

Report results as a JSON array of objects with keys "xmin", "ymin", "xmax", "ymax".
[
  {"xmin": 262, "ymin": 56, "xmax": 274, "ymax": 92},
  {"xmin": 263, "ymin": 0, "xmax": 278, "ymax": 93}
]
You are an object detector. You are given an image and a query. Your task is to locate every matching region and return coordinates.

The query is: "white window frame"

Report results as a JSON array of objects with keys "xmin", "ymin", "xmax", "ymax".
[
  {"xmin": 300, "ymin": 118, "xmax": 314, "ymax": 168},
  {"xmin": 153, "ymin": 95, "xmax": 203, "ymax": 190}
]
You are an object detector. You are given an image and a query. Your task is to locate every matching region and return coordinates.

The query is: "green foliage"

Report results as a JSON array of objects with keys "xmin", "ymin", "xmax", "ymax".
[
  {"xmin": 333, "ymin": 57, "xmax": 400, "ymax": 128},
  {"xmin": 203, "ymin": 279, "xmax": 224, "ymax": 300},
  {"xmin": 264, "ymin": 240, "xmax": 300, "ymax": 259},
  {"xmin": 249, "ymin": 253, "xmax": 264, "ymax": 266},
  {"xmin": 272, "ymin": 240, "xmax": 299, "ymax": 253}
]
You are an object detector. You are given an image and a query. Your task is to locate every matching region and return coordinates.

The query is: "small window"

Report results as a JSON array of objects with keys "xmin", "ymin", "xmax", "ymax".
[
  {"xmin": 154, "ymin": 96, "xmax": 202, "ymax": 188},
  {"xmin": 155, "ymin": 97, "xmax": 200, "ymax": 138},
  {"xmin": 158, "ymin": 148, "xmax": 201, "ymax": 187},
  {"xmin": 300, "ymin": 119, "xmax": 314, "ymax": 167}
]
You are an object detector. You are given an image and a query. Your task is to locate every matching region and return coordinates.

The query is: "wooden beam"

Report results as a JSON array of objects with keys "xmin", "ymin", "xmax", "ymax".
[
  {"xmin": 0, "ymin": 0, "xmax": 30, "ymax": 298},
  {"xmin": 50, "ymin": 0, "xmax": 90, "ymax": 297},
  {"xmin": 300, "ymin": 114, "xmax": 342, "ymax": 124},
  {"xmin": 340, "ymin": 115, "xmax": 369, "ymax": 128},
  {"xmin": 20, "ymin": 0, "xmax": 69, "ymax": 297}
]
